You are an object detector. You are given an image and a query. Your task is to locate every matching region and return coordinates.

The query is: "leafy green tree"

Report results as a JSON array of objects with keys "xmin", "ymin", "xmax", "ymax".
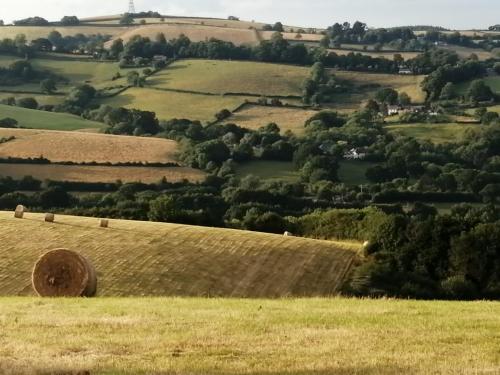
[
  {"xmin": 40, "ymin": 78, "xmax": 57, "ymax": 94},
  {"xmin": 398, "ymin": 92, "xmax": 411, "ymax": 106},
  {"xmin": 375, "ymin": 88, "xmax": 398, "ymax": 105},
  {"xmin": 16, "ymin": 97, "xmax": 38, "ymax": 109},
  {"xmin": 120, "ymin": 13, "xmax": 135, "ymax": 25},
  {"xmin": 110, "ymin": 38, "xmax": 124, "ymax": 58},
  {"xmin": 273, "ymin": 22, "xmax": 284, "ymax": 32},
  {"xmin": 148, "ymin": 195, "xmax": 181, "ymax": 222},
  {"xmin": 467, "ymin": 80, "xmax": 495, "ymax": 102},
  {"xmin": 60, "ymin": 16, "xmax": 80, "ymax": 26},
  {"xmin": 439, "ymin": 82, "xmax": 456, "ymax": 100}
]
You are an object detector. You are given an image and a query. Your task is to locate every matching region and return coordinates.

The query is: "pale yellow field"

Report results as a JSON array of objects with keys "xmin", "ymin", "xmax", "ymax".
[
  {"xmin": 329, "ymin": 48, "xmax": 420, "ymax": 60},
  {"xmin": 261, "ymin": 30, "xmax": 323, "ymax": 42},
  {"xmin": 149, "ymin": 59, "xmax": 308, "ymax": 96},
  {"xmin": 86, "ymin": 16, "xmax": 268, "ymax": 30},
  {"xmin": 222, "ymin": 104, "xmax": 317, "ymax": 135},
  {"xmin": 0, "ymin": 163, "xmax": 205, "ymax": 183},
  {"xmin": 0, "ymin": 128, "xmax": 179, "ymax": 163},
  {"xmin": 0, "ymin": 25, "xmax": 127, "ymax": 41},
  {"xmin": 106, "ymin": 24, "xmax": 260, "ymax": 47},
  {"xmin": 0, "ymin": 211, "xmax": 358, "ymax": 297},
  {"xmin": 335, "ymin": 71, "xmax": 427, "ymax": 103},
  {"xmin": 0, "ymin": 92, "xmax": 65, "ymax": 106},
  {"xmin": 100, "ymin": 88, "xmax": 252, "ymax": 122}
]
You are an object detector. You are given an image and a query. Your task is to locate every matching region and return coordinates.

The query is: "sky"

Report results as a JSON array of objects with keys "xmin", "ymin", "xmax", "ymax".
[{"xmin": 1, "ymin": 0, "xmax": 498, "ymax": 30}]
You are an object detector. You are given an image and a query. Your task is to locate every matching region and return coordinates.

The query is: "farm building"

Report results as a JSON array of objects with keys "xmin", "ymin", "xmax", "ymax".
[{"xmin": 344, "ymin": 148, "xmax": 367, "ymax": 160}]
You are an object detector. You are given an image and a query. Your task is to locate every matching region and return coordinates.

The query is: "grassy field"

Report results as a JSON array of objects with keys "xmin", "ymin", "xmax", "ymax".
[
  {"xmin": 221, "ymin": 104, "xmax": 316, "ymax": 135},
  {"xmin": 0, "ymin": 104, "xmax": 104, "ymax": 131},
  {"xmin": 106, "ymin": 24, "xmax": 260, "ymax": 47},
  {"xmin": 0, "ymin": 55, "xmax": 127, "ymax": 92},
  {"xmin": 441, "ymin": 45, "xmax": 497, "ymax": 61},
  {"xmin": 235, "ymin": 161, "xmax": 300, "ymax": 182},
  {"xmin": 100, "ymin": 88, "xmax": 251, "ymax": 122},
  {"xmin": 148, "ymin": 60, "xmax": 308, "ymax": 97},
  {"xmin": 0, "ymin": 128, "xmax": 179, "ymax": 163},
  {"xmin": 0, "ymin": 163, "xmax": 205, "ymax": 183},
  {"xmin": 386, "ymin": 123, "xmax": 480, "ymax": 144},
  {"xmin": 0, "ymin": 211, "xmax": 358, "ymax": 297},
  {"xmin": 0, "ymin": 297, "xmax": 498, "ymax": 374},
  {"xmin": 457, "ymin": 76, "xmax": 500, "ymax": 96},
  {"xmin": 335, "ymin": 71, "xmax": 427, "ymax": 103},
  {"xmin": 0, "ymin": 92, "xmax": 65, "ymax": 106},
  {"xmin": 338, "ymin": 161, "xmax": 379, "ymax": 185}
]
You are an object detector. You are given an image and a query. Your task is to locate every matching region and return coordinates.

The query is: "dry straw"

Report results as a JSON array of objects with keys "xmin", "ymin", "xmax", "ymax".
[
  {"xmin": 44, "ymin": 213, "xmax": 55, "ymax": 223},
  {"xmin": 100, "ymin": 219, "xmax": 109, "ymax": 228},
  {"xmin": 14, "ymin": 205, "xmax": 25, "ymax": 219},
  {"xmin": 32, "ymin": 249, "xmax": 97, "ymax": 297}
]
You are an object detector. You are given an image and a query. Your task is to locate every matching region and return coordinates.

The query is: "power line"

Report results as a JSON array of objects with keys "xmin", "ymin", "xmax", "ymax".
[{"xmin": 128, "ymin": 0, "xmax": 136, "ymax": 14}]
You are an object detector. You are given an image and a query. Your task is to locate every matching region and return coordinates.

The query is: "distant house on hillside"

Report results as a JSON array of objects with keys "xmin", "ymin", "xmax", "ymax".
[
  {"xmin": 344, "ymin": 148, "xmax": 366, "ymax": 160},
  {"xmin": 387, "ymin": 105, "xmax": 401, "ymax": 116},
  {"xmin": 398, "ymin": 68, "xmax": 413, "ymax": 75},
  {"xmin": 153, "ymin": 55, "xmax": 167, "ymax": 62}
]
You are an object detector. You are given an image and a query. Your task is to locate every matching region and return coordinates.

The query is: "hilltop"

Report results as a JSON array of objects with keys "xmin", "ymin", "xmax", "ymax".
[{"xmin": 0, "ymin": 211, "xmax": 360, "ymax": 297}]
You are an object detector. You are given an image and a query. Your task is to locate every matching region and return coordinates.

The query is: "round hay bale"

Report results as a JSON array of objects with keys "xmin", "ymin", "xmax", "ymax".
[
  {"xmin": 284, "ymin": 231, "xmax": 294, "ymax": 237},
  {"xmin": 45, "ymin": 213, "xmax": 55, "ymax": 223},
  {"xmin": 100, "ymin": 219, "xmax": 109, "ymax": 228},
  {"xmin": 14, "ymin": 205, "xmax": 25, "ymax": 219},
  {"xmin": 32, "ymin": 249, "xmax": 97, "ymax": 297}
]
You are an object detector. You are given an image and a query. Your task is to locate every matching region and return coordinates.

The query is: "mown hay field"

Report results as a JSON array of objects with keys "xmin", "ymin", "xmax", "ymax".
[
  {"xmin": 0, "ymin": 297, "xmax": 498, "ymax": 375},
  {"xmin": 0, "ymin": 104, "xmax": 104, "ymax": 131},
  {"xmin": 106, "ymin": 24, "xmax": 260, "ymax": 47},
  {"xmin": 0, "ymin": 128, "xmax": 179, "ymax": 163},
  {"xmin": 386, "ymin": 123, "xmax": 480, "ymax": 144},
  {"xmin": 148, "ymin": 59, "xmax": 309, "ymax": 97},
  {"xmin": 0, "ymin": 164, "xmax": 204, "ymax": 183},
  {"xmin": 221, "ymin": 104, "xmax": 317, "ymax": 135},
  {"xmin": 100, "ymin": 88, "xmax": 253, "ymax": 122},
  {"xmin": 86, "ymin": 16, "xmax": 268, "ymax": 30},
  {"xmin": 335, "ymin": 71, "xmax": 427, "ymax": 103},
  {"xmin": 329, "ymin": 48, "xmax": 420, "ymax": 60},
  {"xmin": 0, "ymin": 25, "xmax": 128, "ymax": 41},
  {"xmin": 0, "ymin": 211, "xmax": 359, "ymax": 297}
]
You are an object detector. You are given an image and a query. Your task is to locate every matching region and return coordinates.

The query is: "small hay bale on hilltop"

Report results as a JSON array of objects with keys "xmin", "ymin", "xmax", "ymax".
[
  {"xmin": 100, "ymin": 219, "xmax": 109, "ymax": 228},
  {"xmin": 32, "ymin": 249, "xmax": 97, "ymax": 297},
  {"xmin": 45, "ymin": 213, "xmax": 55, "ymax": 223},
  {"xmin": 14, "ymin": 205, "xmax": 25, "ymax": 219}
]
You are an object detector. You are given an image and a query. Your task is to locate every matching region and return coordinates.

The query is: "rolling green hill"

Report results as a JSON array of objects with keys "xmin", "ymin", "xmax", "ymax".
[
  {"xmin": 0, "ymin": 104, "xmax": 104, "ymax": 131},
  {"xmin": 0, "ymin": 211, "xmax": 360, "ymax": 297}
]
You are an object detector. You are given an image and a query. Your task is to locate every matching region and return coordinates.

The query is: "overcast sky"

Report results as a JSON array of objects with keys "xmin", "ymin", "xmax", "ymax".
[{"xmin": 1, "ymin": 0, "xmax": 498, "ymax": 29}]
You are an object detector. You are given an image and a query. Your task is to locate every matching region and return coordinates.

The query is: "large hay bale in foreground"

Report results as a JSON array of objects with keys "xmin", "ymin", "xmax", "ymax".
[
  {"xmin": 32, "ymin": 249, "xmax": 97, "ymax": 297},
  {"xmin": 14, "ymin": 205, "xmax": 25, "ymax": 219}
]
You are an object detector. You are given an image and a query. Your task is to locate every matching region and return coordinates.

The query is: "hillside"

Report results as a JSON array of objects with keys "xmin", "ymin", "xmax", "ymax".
[
  {"xmin": 148, "ymin": 59, "xmax": 308, "ymax": 97},
  {"xmin": 0, "ymin": 104, "xmax": 104, "ymax": 131},
  {"xmin": 0, "ymin": 211, "xmax": 360, "ymax": 297},
  {"xmin": 0, "ymin": 128, "xmax": 179, "ymax": 163}
]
